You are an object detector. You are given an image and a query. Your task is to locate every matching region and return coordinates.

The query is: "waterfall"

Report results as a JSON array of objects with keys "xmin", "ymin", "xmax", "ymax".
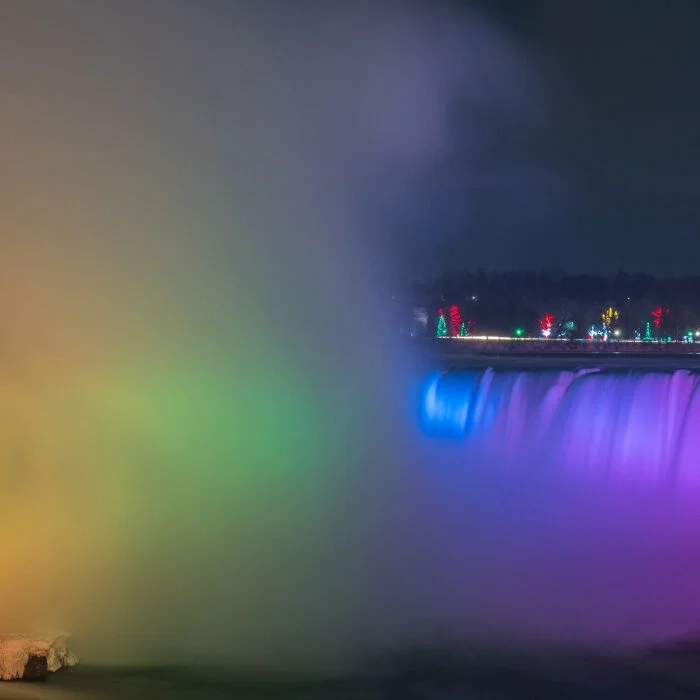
[{"xmin": 421, "ymin": 369, "xmax": 700, "ymax": 484}]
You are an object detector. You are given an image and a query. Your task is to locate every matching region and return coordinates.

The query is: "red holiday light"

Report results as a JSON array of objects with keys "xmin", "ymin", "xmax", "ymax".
[
  {"xmin": 449, "ymin": 305, "xmax": 462, "ymax": 336},
  {"xmin": 652, "ymin": 307, "xmax": 669, "ymax": 329},
  {"xmin": 539, "ymin": 314, "xmax": 554, "ymax": 337}
]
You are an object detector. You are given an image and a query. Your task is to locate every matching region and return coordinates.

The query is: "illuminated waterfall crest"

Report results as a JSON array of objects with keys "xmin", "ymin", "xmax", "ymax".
[{"xmin": 421, "ymin": 369, "xmax": 700, "ymax": 483}]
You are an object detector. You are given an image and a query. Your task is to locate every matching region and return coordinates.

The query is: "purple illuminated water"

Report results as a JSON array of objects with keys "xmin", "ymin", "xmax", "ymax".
[{"xmin": 405, "ymin": 367, "xmax": 700, "ymax": 647}]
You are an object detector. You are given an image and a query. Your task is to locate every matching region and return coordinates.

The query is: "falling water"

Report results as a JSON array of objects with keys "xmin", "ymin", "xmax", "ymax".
[
  {"xmin": 421, "ymin": 368, "xmax": 700, "ymax": 485},
  {"xmin": 400, "ymin": 365, "xmax": 700, "ymax": 651}
]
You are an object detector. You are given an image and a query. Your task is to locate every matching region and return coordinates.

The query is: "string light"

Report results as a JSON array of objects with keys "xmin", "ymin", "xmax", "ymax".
[
  {"xmin": 449, "ymin": 305, "xmax": 462, "ymax": 336},
  {"xmin": 436, "ymin": 309, "xmax": 448, "ymax": 338},
  {"xmin": 588, "ymin": 324, "xmax": 605, "ymax": 340},
  {"xmin": 652, "ymin": 307, "xmax": 669, "ymax": 329},
  {"xmin": 539, "ymin": 314, "xmax": 554, "ymax": 338},
  {"xmin": 601, "ymin": 307, "xmax": 619, "ymax": 336}
]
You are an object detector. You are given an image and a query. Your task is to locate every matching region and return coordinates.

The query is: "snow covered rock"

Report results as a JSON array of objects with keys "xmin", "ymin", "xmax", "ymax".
[{"xmin": 0, "ymin": 634, "xmax": 77, "ymax": 680}]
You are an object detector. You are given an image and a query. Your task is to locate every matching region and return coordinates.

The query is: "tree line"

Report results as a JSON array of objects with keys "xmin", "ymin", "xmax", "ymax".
[{"xmin": 403, "ymin": 270, "xmax": 700, "ymax": 338}]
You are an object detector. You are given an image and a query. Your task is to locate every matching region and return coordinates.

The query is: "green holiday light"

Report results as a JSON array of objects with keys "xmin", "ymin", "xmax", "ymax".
[{"xmin": 436, "ymin": 311, "xmax": 448, "ymax": 338}]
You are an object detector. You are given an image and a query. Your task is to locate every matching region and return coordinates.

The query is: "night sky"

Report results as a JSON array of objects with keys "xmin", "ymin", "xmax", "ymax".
[
  {"xmin": 2, "ymin": 0, "xmax": 700, "ymax": 288},
  {"xmin": 415, "ymin": 0, "xmax": 700, "ymax": 276}
]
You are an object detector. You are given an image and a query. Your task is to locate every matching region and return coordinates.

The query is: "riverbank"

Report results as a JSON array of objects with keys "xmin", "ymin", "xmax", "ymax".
[{"xmin": 11, "ymin": 644, "xmax": 700, "ymax": 699}]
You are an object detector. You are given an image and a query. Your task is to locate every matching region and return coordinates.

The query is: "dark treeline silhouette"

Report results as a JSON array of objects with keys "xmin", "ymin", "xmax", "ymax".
[{"xmin": 403, "ymin": 270, "xmax": 700, "ymax": 338}]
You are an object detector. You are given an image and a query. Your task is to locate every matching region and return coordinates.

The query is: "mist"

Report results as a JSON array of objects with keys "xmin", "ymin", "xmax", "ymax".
[
  {"xmin": 0, "ymin": 0, "xmax": 482, "ymax": 668},
  {"xmin": 2, "ymin": 0, "xmax": 687, "ymax": 675}
]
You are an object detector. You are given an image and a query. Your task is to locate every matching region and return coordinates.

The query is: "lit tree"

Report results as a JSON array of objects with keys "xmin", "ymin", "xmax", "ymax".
[
  {"xmin": 449, "ymin": 305, "xmax": 462, "ymax": 336},
  {"xmin": 539, "ymin": 313, "xmax": 554, "ymax": 338},
  {"xmin": 436, "ymin": 310, "xmax": 448, "ymax": 338},
  {"xmin": 458, "ymin": 321, "xmax": 467, "ymax": 337},
  {"xmin": 652, "ymin": 307, "xmax": 669, "ymax": 329},
  {"xmin": 588, "ymin": 323, "xmax": 605, "ymax": 340},
  {"xmin": 601, "ymin": 306, "xmax": 619, "ymax": 333},
  {"xmin": 559, "ymin": 320, "xmax": 576, "ymax": 339},
  {"xmin": 555, "ymin": 311, "xmax": 576, "ymax": 339}
]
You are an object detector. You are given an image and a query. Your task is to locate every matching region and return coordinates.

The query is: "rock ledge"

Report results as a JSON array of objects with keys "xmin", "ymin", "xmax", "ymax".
[{"xmin": 0, "ymin": 634, "xmax": 78, "ymax": 680}]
